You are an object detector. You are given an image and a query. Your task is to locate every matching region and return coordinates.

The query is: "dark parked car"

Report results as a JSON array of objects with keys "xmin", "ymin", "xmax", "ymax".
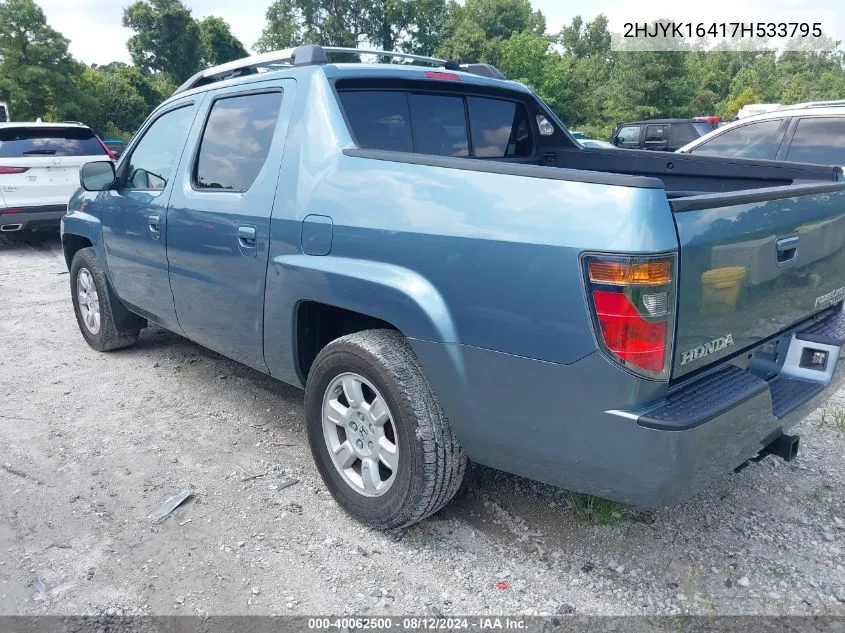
[{"xmin": 610, "ymin": 118, "xmax": 717, "ymax": 152}]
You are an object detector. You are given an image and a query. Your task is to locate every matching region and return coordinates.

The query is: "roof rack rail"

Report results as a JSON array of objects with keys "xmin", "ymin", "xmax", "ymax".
[
  {"xmin": 782, "ymin": 99, "xmax": 845, "ymax": 110},
  {"xmin": 173, "ymin": 44, "xmax": 506, "ymax": 96}
]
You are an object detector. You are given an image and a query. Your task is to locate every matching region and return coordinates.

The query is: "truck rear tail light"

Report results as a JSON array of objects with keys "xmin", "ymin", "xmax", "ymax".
[
  {"xmin": 583, "ymin": 254, "xmax": 677, "ymax": 379},
  {"xmin": 0, "ymin": 166, "xmax": 29, "ymax": 174}
]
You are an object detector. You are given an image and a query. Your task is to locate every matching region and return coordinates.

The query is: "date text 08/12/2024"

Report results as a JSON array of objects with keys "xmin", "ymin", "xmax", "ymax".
[{"xmin": 307, "ymin": 617, "xmax": 529, "ymax": 630}]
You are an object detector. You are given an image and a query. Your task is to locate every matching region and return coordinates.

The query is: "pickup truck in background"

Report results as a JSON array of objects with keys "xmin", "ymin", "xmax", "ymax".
[{"xmin": 61, "ymin": 45, "xmax": 845, "ymax": 529}]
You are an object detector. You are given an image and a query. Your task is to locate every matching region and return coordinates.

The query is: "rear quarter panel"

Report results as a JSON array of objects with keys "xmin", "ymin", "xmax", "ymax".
[{"xmin": 261, "ymin": 70, "xmax": 680, "ymax": 383}]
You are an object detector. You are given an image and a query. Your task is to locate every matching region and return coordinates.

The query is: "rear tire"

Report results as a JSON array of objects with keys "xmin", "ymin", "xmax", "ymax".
[
  {"xmin": 305, "ymin": 329, "xmax": 466, "ymax": 529},
  {"xmin": 70, "ymin": 247, "xmax": 140, "ymax": 351}
]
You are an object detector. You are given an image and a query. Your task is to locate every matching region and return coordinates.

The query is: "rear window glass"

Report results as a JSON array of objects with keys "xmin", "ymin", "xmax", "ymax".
[
  {"xmin": 338, "ymin": 89, "xmax": 532, "ymax": 158},
  {"xmin": 408, "ymin": 93, "xmax": 468, "ymax": 157},
  {"xmin": 0, "ymin": 126, "xmax": 106, "ymax": 157},
  {"xmin": 467, "ymin": 97, "xmax": 532, "ymax": 157},
  {"xmin": 335, "ymin": 91, "xmax": 413, "ymax": 152}
]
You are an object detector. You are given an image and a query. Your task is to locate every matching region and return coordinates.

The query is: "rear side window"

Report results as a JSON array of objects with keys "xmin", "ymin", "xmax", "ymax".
[
  {"xmin": 669, "ymin": 123, "xmax": 699, "ymax": 148},
  {"xmin": 690, "ymin": 119, "xmax": 784, "ymax": 160},
  {"xmin": 338, "ymin": 89, "xmax": 533, "ymax": 158},
  {"xmin": 195, "ymin": 91, "xmax": 283, "ymax": 192},
  {"xmin": 784, "ymin": 117, "xmax": 845, "ymax": 165},
  {"xmin": 644, "ymin": 124, "xmax": 669, "ymax": 144},
  {"xmin": 691, "ymin": 121, "xmax": 716, "ymax": 136},
  {"xmin": 0, "ymin": 126, "xmax": 106, "ymax": 157}
]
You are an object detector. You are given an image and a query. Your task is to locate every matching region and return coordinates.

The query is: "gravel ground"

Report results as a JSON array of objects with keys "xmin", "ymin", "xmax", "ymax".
[{"xmin": 1, "ymin": 233, "xmax": 844, "ymax": 617}]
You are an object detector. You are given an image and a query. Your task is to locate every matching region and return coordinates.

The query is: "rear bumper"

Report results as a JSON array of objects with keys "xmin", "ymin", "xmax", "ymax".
[
  {"xmin": 410, "ymin": 305, "xmax": 845, "ymax": 508},
  {"xmin": 0, "ymin": 205, "xmax": 67, "ymax": 232}
]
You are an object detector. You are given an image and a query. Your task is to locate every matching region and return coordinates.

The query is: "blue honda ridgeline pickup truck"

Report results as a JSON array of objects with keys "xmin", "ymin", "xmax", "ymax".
[{"xmin": 62, "ymin": 45, "xmax": 845, "ymax": 529}]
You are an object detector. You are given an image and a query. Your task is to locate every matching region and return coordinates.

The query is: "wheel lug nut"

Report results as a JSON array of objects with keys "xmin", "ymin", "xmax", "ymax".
[
  {"xmin": 350, "ymin": 422, "xmax": 357, "ymax": 431},
  {"xmin": 368, "ymin": 441, "xmax": 373, "ymax": 449},
  {"xmin": 356, "ymin": 439, "xmax": 364, "ymax": 449}
]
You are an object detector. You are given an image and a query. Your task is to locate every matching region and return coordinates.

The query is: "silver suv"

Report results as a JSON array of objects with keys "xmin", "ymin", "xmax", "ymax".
[{"xmin": 676, "ymin": 100, "xmax": 845, "ymax": 167}]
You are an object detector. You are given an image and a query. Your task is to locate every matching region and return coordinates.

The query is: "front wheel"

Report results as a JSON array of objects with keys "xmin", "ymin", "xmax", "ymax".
[
  {"xmin": 70, "ymin": 247, "xmax": 140, "ymax": 351},
  {"xmin": 305, "ymin": 329, "xmax": 466, "ymax": 529}
]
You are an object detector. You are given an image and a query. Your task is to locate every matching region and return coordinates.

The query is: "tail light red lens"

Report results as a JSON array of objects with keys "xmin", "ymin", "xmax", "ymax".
[
  {"xmin": 0, "ymin": 166, "xmax": 29, "ymax": 174},
  {"xmin": 592, "ymin": 291, "xmax": 668, "ymax": 372},
  {"xmin": 583, "ymin": 254, "xmax": 677, "ymax": 379}
]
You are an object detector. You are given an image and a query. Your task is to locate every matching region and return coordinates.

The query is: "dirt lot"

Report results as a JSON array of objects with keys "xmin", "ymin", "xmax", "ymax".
[{"xmin": 1, "ymin": 233, "xmax": 844, "ymax": 617}]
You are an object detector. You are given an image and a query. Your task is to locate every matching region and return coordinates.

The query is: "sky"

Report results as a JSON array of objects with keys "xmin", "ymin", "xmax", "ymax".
[{"xmin": 38, "ymin": 0, "xmax": 842, "ymax": 66}]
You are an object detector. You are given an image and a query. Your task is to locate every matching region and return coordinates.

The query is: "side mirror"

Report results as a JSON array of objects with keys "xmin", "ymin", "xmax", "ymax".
[{"xmin": 80, "ymin": 161, "xmax": 116, "ymax": 192}]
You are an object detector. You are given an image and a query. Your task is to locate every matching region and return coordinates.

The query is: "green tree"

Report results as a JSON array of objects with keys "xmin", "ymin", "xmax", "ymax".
[
  {"xmin": 437, "ymin": 0, "xmax": 545, "ymax": 64},
  {"xmin": 0, "ymin": 0, "xmax": 82, "ymax": 120},
  {"xmin": 75, "ymin": 67, "xmax": 148, "ymax": 137},
  {"xmin": 199, "ymin": 16, "xmax": 247, "ymax": 66},
  {"xmin": 123, "ymin": 0, "xmax": 204, "ymax": 82},
  {"xmin": 606, "ymin": 50, "xmax": 696, "ymax": 122},
  {"xmin": 722, "ymin": 86, "xmax": 764, "ymax": 119},
  {"xmin": 254, "ymin": 0, "xmax": 449, "ymax": 55},
  {"xmin": 254, "ymin": 0, "xmax": 368, "ymax": 52}
]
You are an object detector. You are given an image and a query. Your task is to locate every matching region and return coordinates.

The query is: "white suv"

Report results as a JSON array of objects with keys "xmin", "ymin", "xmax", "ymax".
[
  {"xmin": 0, "ymin": 121, "xmax": 114, "ymax": 234},
  {"xmin": 676, "ymin": 101, "xmax": 845, "ymax": 168}
]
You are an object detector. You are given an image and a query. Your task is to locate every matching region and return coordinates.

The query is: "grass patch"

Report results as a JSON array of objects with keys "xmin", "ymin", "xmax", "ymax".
[{"xmin": 565, "ymin": 492, "xmax": 633, "ymax": 524}]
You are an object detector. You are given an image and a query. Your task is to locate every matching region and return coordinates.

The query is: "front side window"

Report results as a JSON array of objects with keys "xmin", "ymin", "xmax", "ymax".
[
  {"xmin": 784, "ymin": 117, "xmax": 845, "ymax": 165},
  {"xmin": 124, "ymin": 106, "xmax": 195, "ymax": 190},
  {"xmin": 615, "ymin": 125, "xmax": 641, "ymax": 147},
  {"xmin": 195, "ymin": 91, "xmax": 284, "ymax": 191},
  {"xmin": 690, "ymin": 119, "xmax": 785, "ymax": 160}
]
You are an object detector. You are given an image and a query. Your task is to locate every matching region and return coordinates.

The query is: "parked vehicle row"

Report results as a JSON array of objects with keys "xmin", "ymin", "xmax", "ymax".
[
  {"xmin": 60, "ymin": 44, "xmax": 845, "ymax": 529},
  {"xmin": 677, "ymin": 102, "xmax": 845, "ymax": 167}
]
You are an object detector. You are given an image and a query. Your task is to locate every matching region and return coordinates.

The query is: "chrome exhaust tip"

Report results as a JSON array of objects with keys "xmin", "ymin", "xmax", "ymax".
[{"xmin": 1, "ymin": 223, "xmax": 23, "ymax": 232}]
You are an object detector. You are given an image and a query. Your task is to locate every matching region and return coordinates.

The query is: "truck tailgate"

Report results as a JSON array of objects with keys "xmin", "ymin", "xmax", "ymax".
[{"xmin": 670, "ymin": 181, "xmax": 845, "ymax": 378}]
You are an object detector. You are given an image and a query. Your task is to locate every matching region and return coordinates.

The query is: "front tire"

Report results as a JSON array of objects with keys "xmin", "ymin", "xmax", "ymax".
[
  {"xmin": 305, "ymin": 329, "xmax": 466, "ymax": 529},
  {"xmin": 70, "ymin": 247, "xmax": 140, "ymax": 351}
]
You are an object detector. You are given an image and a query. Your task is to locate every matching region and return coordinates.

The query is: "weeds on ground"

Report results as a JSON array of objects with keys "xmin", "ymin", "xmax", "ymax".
[
  {"xmin": 565, "ymin": 492, "xmax": 633, "ymax": 524},
  {"xmin": 817, "ymin": 406, "xmax": 845, "ymax": 431}
]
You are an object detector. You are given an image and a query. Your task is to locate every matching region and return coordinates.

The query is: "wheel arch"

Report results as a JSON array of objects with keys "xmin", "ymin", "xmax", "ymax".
[{"xmin": 265, "ymin": 254, "xmax": 460, "ymax": 386}]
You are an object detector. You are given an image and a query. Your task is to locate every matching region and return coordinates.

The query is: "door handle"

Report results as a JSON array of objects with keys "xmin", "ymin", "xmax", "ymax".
[
  {"xmin": 148, "ymin": 214, "xmax": 161, "ymax": 239},
  {"xmin": 237, "ymin": 225, "xmax": 257, "ymax": 248},
  {"xmin": 776, "ymin": 235, "xmax": 799, "ymax": 264}
]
